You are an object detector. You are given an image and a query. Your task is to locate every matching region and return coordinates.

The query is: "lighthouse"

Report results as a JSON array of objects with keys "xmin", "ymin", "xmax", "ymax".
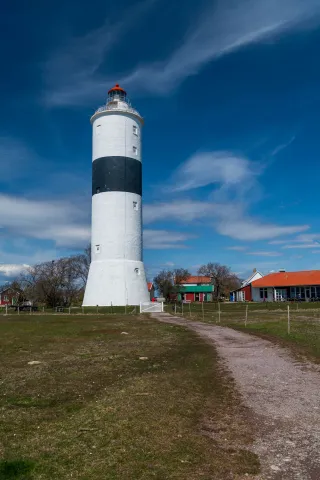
[{"xmin": 83, "ymin": 85, "xmax": 149, "ymax": 306}]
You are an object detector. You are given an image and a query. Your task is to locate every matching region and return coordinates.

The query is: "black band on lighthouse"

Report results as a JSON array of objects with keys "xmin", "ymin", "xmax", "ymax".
[{"xmin": 92, "ymin": 156, "xmax": 142, "ymax": 196}]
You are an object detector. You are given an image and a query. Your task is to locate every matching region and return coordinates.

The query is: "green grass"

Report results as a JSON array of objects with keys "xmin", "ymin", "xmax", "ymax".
[
  {"xmin": 0, "ymin": 315, "xmax": 259, "ymax": 479},
  {"xmin": 228, "ymin": 320, "xmax": 320, "ymax": 363},
  {"xmin": 169, "ymin": 303, "xmax": 320, "ymax": 363}
]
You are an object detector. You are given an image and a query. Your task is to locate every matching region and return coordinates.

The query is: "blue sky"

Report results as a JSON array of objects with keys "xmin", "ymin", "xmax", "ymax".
[{"xmin": 2, "ymin": 0, "xmax": 320, "ymax": 282}]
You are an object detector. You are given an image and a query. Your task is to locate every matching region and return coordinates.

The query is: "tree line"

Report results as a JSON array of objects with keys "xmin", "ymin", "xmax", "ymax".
[
  {"xmin": 153, "ymin": 263, "xmax": 241, "ymax": 301},
  {"xmin": 1, "ymin": 247, "xmax": 241, "ymax": 306},
  {"xmin": 1, "ymin": 246, "xmax": 91, "ymax": 308}
]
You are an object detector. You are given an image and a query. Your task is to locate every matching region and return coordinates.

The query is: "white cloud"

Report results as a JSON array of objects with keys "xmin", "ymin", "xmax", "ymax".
[
  {"xmin": 268, "ymin": 239, "xmax": 289, "ymax": 245},
  {"xmin": 144, "ymin": 198, "xmax": 309, "ymax": 241},
  {"xmin": 143, "ymin": 200, "xmax": 215, "ymax": 224},
  {"xmin": 0, "ymin": 194, "xmax": 90, "ymax": 248},
  {"xmin": 227, "ymin": 246, "xmax": 248, "ymax": 251},
  {"xmin": 144, "ymin": 229, "xmax": 195, "ymax": 249},
  {"xmin": 215, "ymin": 213, "xmax": 309, "ymax": 241},
  {"xmin": 246, "ymin": 251, "xmax": 282, "ymax": 257},
  {"xmin": 283, "ymin": 243, "xmax": 320, "ymax": 249},
  {"xmin": 0, "ymin": 264, "xmax": 29, "ymax": 278},
  {"xmin": 44, "ymin": 0, "xmax": 320, "ymax": 106},
  {"xmin": 167, "ymin": 151, "xmax": 261, "ymax": 196},
  {"xmin": 295, "ymin": 233, "xmax": 320, "ymax": 242}
]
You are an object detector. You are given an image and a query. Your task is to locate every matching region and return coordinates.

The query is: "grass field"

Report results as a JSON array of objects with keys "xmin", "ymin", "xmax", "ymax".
[
  {"xmin": 168, "ymin": 302, "xmax": 320, "ymax": 363},
  {"xmin": 0, "ymin": 315, "xmax": 259, "ymax": 479}
]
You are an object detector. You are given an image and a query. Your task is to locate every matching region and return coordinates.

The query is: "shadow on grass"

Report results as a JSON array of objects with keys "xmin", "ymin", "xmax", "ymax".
[{"xmin": 0, "ymin": 460, "xmax": 35, "ymax": 479}]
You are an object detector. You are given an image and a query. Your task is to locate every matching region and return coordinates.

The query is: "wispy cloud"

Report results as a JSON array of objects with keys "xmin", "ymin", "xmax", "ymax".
[
  {"xmin": 44, "ymin": 0, "xmax": 320, "ymax": 106},
  {"xmin": 143, "ymin": 229, "xmax": 195, "ymax": 249},
  {"xmin": 167, "ymin": 151, "xmax": 261, "ymax": 199},
  {"xmin": 246, "ymin": 251, "xmax": 282, "ymax": 257},
  {"xmin": 43, "ymin": 0, "xmax": 158, "ymax": 106},
  {"xmin": 271, "ymin": 136, "xmax": 296, "ymax": 156},
  {"xmin": 0, "ymin": 194, "xmax": 90, "ymax": 248},
  {"xmin": 214, "ymin": 211, "xmax": 309, "ymax": 241},
  {"xmin": 144, "ymin": 198, "xmax": 309, "ymax": 241},
  {"xmin": 227, "ymin": 246, "xmax": 248, "ymax": 251},
  {"xmin": 283, "ymin": 243, "xmax": 320, "ymax": 249}
]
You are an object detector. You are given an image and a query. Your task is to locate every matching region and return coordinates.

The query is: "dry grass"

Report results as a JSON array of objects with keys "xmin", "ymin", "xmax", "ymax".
[{"xmin": 0, "ymin": 315, "xmax": 259, "ymax": 479}]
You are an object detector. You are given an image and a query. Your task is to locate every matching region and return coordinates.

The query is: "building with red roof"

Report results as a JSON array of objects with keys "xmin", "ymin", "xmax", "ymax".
[
  {"xmin": 176, "ymin": 276, "xmax": 213, "ymax": 302},
  {"xmin": 230, "ymin": 269, "xmax": 263, "ymax": 302},
  {"xmin": 251, "ymin": 270, "xmax": 320, "ymax": 302}
]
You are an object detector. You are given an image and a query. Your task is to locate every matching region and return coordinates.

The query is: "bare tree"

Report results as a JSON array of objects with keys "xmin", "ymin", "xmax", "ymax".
[
  {"xmin": 197, "ymin": 263, "xmax": 241, "ymax": 299},
  {"xmin": 153, "ymin": 268, "xmax": 190, "ymax": 301},
  {"xmin": 19, "ymin": 257, "xmax": 85, "ymax": 307}
]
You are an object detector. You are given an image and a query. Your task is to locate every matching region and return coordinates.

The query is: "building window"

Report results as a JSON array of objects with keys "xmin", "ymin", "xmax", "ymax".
[
  {"xmin": 133, "ymin": 146, "xmax": 138, "ymax": 155},
  {"xmin": 260, "ymin": 288, "xmax": 268, "ymax": 299},
  {"xmin": 4, "ymin": 295, "xmax": 8, "ymax": 301},
  {"xmin": 96, "ymin": 125, "xmax": 101, "ymax": 136},
  {"xmin": 134, "ymin": 268, "xmax": 140, "ymax": 275},
  {"xmin": 95, "ymin": 245, "xmax": 101, "ymax": 254},
  {"xmin": 133, "ymin": 125, "xmax": 138, "ymax": 135},
  {"xmin": 133, "ymin": 201, "xmax": 138, "ymax": 210}
]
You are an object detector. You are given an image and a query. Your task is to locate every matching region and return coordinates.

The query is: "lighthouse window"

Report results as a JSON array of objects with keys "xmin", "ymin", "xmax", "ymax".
[
  {"xmin": 133, "ymin": 125, "xmax": 138, "ymax": 135},
  {"xmin": 96, "ymin": 125, "xmax": 101, "ymax": 136},
  {"xmin": 133, "ymin": 201, "xmax": 138, "ymax": 211},
  {"xmin": 134, "ymin": 268, "xmax": 140, "ymax": 275},
  {"xmin": 95, "ymin": 245, "xmax": 101, "ymax": 254},
  {"xmin": 133, "ymin": 146, "xmax": 138, "ymax": 155}
]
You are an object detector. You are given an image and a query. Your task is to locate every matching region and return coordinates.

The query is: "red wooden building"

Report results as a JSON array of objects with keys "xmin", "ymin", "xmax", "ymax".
[
  {"xmin": 0, "ymin": 287, "xmax": 19, "ymax": 306},
  {"xmin": 230, "ymin": 269, "xmax": 263, "ymax": 302},
  {"xmin": 176, "ymin": 276, "xmax": 213, "ymax": 302}
]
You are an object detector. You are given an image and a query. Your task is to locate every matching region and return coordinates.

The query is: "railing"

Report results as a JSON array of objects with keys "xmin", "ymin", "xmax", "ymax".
[{"xmin": 93, "ymin": 103, "xmax": 142, "ymax": 118}]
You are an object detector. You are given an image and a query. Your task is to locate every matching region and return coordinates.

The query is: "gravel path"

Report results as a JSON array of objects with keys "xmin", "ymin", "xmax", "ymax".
[{"xmin": 152, "ymin": 313, "xmax": 320, "ymax": 480}]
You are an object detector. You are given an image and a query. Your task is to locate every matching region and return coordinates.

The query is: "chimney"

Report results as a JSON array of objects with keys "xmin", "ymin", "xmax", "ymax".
[{"xmin": 253, "ymin": 268, "xmax": 257, "ymax": 273}]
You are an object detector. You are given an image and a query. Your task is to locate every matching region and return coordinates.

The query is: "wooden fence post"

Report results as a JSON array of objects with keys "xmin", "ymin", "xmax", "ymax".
[
  {"xmin": 202, "ymin": 301, "xmax": 204, "ymax": 321},
  {"xmin": 245, "ymin": 304, "xmax": 248, "ymax": 327},
  {"xmin": 189, "ymin": 302, "xmax": 191, "ymax": 318},
  {"xmin": 287, "ymin": 304, "xmax": 290, "ymax": 335},
  {"xmin": 218, "ymin": 302, "xmax": 221, "ymax": 323}
]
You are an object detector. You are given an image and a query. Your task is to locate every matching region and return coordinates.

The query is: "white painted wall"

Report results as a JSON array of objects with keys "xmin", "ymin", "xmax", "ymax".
[
  {"xmin": 252, "ymin": 287, "xmax": 274, "ymax": 302},
  {"xmin": 241, "ymin": 271, "xmax": 263, "ymax": 287},
  {"xmin": 92, "ymin": 113, "xmax": 142, "ymax": 162},
  {"xmin": 91, "ymin": 191, "xmax": 142, "ymax": 262}
]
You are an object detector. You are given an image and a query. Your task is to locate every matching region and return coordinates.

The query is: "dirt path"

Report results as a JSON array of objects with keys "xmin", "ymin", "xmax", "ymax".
[{"xmin": 152, "ymin": 313, "xmax": 320, "ymax": 480}]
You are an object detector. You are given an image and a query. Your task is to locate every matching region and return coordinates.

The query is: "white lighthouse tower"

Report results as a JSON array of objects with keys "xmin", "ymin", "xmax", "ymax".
[{"xmin": 83, "ymin": 84, "xmax": 150, "ymax": 306}]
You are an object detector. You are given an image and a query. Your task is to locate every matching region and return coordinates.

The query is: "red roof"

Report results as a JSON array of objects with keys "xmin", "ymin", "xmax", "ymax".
[
  {"xmin": 147, "ymin": 282, "xmax": 153, "ymax": 292},
  {"xmin": 252, "ymin": 270, "xmax": 320, "ymax": 287},
  {"xmin": 179, "ymin": 276, "xmax": 212, "ymax": 284},
  {"xmin": 108, "ymin": 83, "xmax": 127, "ymax": 95}
]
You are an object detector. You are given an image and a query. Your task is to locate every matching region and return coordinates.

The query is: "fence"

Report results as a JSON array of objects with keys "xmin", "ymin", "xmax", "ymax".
[
  {"xmin": 0, "ymin": 305, "xmax": 139, "ymax": 316},
  {"xmin": 166, "ymin": 301, "xmax": 320, "ymax": 337},
  {"xmin": 140, "ymin": 302, "xmax": 164, "ymax": 313}
]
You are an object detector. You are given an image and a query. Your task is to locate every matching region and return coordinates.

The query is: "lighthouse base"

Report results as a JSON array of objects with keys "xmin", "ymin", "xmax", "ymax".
[{"xmin": 83, "ymin": 260, "xmax": 150, "ymax": 306}]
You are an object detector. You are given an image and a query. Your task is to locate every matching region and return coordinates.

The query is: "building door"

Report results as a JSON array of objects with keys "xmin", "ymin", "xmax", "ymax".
[
  {"xmin": 195, "ymin": 293, "xmax": 200, "ymax": 302},
  {"xmin": 275, "ymin": 289, "xmax": 287, "ymax": 301}
]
